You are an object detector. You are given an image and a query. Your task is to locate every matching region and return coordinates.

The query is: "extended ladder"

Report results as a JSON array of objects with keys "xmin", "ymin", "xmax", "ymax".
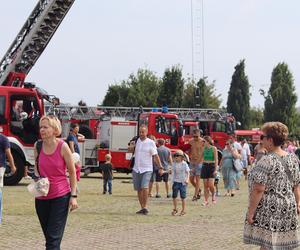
[
  {"xmin": 45, "ymin": 104, "xmax": 232, "ymax": 122},
  {"xmin": 96, "ymin": 106, "xmax": 232, "ymax": 122},
  {"xmin": 0, "ymin": 0, "xmax": 75, "ymax": 86}
]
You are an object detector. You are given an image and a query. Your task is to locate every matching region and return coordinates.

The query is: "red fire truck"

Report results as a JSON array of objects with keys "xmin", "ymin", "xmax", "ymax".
[
  {"xmin": 0, "ymin": 0, "xmax": 75, "ymax": 185},
  {"xmin": 92, "ymin": 107, "xmax": 237, "ymax": 173}
]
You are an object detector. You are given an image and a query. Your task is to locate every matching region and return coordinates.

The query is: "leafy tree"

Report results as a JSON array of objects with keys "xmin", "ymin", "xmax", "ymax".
[
  {"xmin": 182, "ymin": 82, "xmax": 197, "ymax": 108},
  {"xmin": 248, "ymin": 107, "xmax": 264, "ymax": 129},
  {"xmin": 102, "ymin": 68, "xmax": 160, "ymax": 107},
  {"xmin": 227, "ymin": 59, "xmax": 251, "ymax": 129},
  {"xmin": 182, "ymin": 78, "xmax": 221, "ymax": 108},
  {"xmin": 157, "ymin": 65, "xmax": 185, "ymax": 108},
  {"xmin": 125, "ymin": 69, "xmax": 161, "ymax": 107},
  {"xmin": 263, "ymin": 62, "xmax": 298, "ymax": 133}
]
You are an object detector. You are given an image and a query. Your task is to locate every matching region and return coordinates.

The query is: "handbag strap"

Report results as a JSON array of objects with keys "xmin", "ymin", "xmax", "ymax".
[{"xmin": 35, "ymin": 140, "xmax": 43, "ymax": 175}]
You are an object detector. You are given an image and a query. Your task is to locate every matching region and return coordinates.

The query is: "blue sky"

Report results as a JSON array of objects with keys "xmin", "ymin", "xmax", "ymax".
[{"xmin": 0, "ymin": 0, "xmax": 299, "ymax": 108}]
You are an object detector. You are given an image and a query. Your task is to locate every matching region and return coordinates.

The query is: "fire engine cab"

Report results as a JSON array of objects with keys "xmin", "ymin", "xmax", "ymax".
[{"xmin": 0, "ymin": 0, "xmax": 75, "ymax": 185}]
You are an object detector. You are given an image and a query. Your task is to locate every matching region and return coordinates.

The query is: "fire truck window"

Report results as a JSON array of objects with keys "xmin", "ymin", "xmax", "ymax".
[
  {"xmin": 213, "ymin": 122, "xmax": 226, "ymax": 133},
  {"xmin": 0, "ymin": 96, "xmax": 5, "ymax": 124},
  {"xmin": 0, "ymin": 96, "xmax": 5, "ymax": 117},
  {"xmin": 199, "ymin": 122, "xmax": 209, "ymax": 135},
  {"xmin": 10, "ymin": 96, "xmax": 40, "ymax": 144},
  {"xmin": 139, "ymin": 116, "xmax": 148, "ymax": 127},
  {"xmin": 155, "ymin": 117, "xmax": 178, "ymax": 136}
]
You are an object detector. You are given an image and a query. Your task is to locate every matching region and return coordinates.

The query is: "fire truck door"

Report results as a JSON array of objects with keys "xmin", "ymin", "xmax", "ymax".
[{"xmin": 9, "ymin": 95, "xmax": 41, "ymax": 144}]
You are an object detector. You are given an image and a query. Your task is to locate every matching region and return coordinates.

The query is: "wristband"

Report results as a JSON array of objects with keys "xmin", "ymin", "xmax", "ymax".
[{"xmin": 71, "ymin": 195, "xmax": 77, "ymax": 198}]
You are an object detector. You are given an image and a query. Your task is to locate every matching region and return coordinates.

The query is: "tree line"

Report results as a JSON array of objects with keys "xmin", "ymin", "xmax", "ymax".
[{"xmin": 101, "ymin": 61, "xmax": 299, "ymax": 137}]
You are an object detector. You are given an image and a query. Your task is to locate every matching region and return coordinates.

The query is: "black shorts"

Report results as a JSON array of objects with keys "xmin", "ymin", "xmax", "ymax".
[
  {"xmin": 201, "ymin": 163, "xmax": 215, "ymax": 179},
  {"xmin": 155, "ymin": 171, "xmax": 169, "ymax": 182}
]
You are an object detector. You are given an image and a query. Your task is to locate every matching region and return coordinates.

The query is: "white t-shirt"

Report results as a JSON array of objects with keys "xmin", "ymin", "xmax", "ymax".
[
  {"xmin": 172, "ymin": 161, "xmax": 190, "ymax": 184},
  {"xmin": 233, "ymin": 141, "xmax": 242, "ymax": 152},
  {"xmin": 241, "ymin": 143, "xmax": 251, "ymax": 161},
  {"xmin": 133, "ymin": 138, "xmax": 157, "ymax": 173}
]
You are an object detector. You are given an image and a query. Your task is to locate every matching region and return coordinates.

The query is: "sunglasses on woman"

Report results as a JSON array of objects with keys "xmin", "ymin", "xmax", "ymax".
[{"xmin": 260, "ymin": 134, "xmax": 270, "ymax": 140}]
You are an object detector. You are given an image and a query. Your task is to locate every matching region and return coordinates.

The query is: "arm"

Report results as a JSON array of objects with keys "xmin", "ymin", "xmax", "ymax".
[
  {"xmin": 33, "ymin": 142, "xmax": 40, "ymax": 177},
  {"xmin": 247, "ymin": 183, "xmax": 265, "ymax": 224},
  {"xmin": 294, "ymin": 185, "xmax": 300, "ymax": 214},
  {"xmin": 231, "ymin": 148, "xmax": 241, "ymax": 160},
  {"xmin": 5, "ymin": 148, "xmax": 16, "ymax": 174},
  {"xmin": 185, "ymin": 168, "xmax": 190, "ymax": 184},
  {"xmin": 62, "ymin": 143, "xmax": 78, "ymax": 211},
  {"xmin": 154, "ymin": 154, "xmax": 163, "ymax": 169},
  {"xmin": 213, "ymin": 146, "xmax": 218, "ymax": 172},
  {"xmin": 168, "ymin": 152, "xmax": 173, "ymax": 167},
  {"xmin": 77, "ymin": 133, "xmax": 85, "ymax": 142},
  {"xmin": 219, "ymin": 157, "xmax": 223, "ymax": 170},
  {"xmin": 68, "ymin": 141, "xmax": 75, "ymax": 153}
]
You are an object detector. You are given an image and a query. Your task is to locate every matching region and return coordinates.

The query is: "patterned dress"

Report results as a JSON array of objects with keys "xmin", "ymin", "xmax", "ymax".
[{"xmin": 244, "ymin": 153, "xmax": 300, "ymax": 249}]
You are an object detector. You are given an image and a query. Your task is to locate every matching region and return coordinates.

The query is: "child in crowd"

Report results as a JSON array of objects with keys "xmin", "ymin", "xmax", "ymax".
[
  {"xmin": 171, "ymin": 150, "xmax": 190, "ymax": 216},
  {"xmin": 214, "ymin": 169, "xmax": 221, "ymax": 197},
  {"xmin": 99, "ymin": 154, "xmax": 113, "ymax": 195}
]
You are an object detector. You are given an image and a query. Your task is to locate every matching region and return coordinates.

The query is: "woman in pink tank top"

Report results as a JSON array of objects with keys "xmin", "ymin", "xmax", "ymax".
[{"xmin": 34, "ymin": 115, "xmax": 78, "ymax": 250}]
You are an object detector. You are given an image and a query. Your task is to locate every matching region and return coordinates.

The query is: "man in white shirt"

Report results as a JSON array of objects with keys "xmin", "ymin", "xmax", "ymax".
[
  {"xmin": 132, "ymin": 125, "xmax": 163, "ymax": 215},
  {"xmin": 241, "ymin": 139, "xmax": 251, "ymax": 168}
]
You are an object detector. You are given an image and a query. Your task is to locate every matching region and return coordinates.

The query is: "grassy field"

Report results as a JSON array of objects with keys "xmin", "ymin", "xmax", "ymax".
[{"xmin": 0, "ymin": 173, "xmax": 257, "ymax": 249}]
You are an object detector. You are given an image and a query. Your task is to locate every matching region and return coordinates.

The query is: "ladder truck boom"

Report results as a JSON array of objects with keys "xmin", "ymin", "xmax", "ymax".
[{"xmin": 0, "ymin": 0, "xmax": 75, "ymax": 87}]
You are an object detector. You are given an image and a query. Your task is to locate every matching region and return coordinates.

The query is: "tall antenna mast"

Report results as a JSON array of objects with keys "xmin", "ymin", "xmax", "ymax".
[
  {"xmin": 190, "ymin": 0, "xmax": 205, "ymax": 81},
  {"xmin": 190, "ymin": 0, "xmax": 195, "ymax": 82}
]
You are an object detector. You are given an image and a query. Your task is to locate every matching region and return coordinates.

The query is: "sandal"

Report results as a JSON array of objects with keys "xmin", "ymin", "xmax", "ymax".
[
  {"xmin": 197, "ymin": 189, "xmax": 202, "ymax": 199},
  {"xmin": 179, "ymin": 211, "xmax": 186, "ymax": 216},
  {"xmin": 192, "ymin": 196, "xmax": 197, "ymax": 201},
  {"xmin": 201, "ymin": 201, "xmax": 209, "ymax": 207},
  {"xmin": 171, "ymin": 209, "xmax": 178, "ymax": 216}
]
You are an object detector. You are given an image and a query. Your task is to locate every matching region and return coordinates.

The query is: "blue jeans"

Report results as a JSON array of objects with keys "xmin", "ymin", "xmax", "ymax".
[
  {"xmin": 35, "ymin": 193, "xmax": 70, "ymax": 250},
  {"xmin": 103, "ymin": 179, "xmax": 112, "ymax": 193}
]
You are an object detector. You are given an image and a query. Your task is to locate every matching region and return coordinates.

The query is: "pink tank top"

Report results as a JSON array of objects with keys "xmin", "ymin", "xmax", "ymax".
[{"xmin": 37, "ymin": 140, "xmax": 70, "ymax": 200}]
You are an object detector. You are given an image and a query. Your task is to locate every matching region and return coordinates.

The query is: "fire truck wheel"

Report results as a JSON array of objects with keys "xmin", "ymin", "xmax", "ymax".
[
  {"xmin": 4, "ymin": 151, "xmax": 24, "ymax": 186},
  {"xmin": 79, "ymin": 124, "xmax": 94, "ymax": 139}
]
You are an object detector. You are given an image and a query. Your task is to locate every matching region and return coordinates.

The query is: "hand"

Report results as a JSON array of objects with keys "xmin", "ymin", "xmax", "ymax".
[
  {"xmin": 10, "ymin": 165, "xmax": 17, "ymax": 174},
  {"xmin": 69, "ymin": 197, "xmax": 78, "ymax": 212},
  {"xmin": 184, "ymin": 179, "xmax": 189, "ymax": 185},
  {"xmin": 213, "ymin": 171, "xmax": 217, "ymax": 177},
  {"xmin": 158, "ymin": 168, "xmax": 164, "ymax": 176},
  {"xmin": 247, "ymin": 212, "xmax": 255, "ymax": 224}
]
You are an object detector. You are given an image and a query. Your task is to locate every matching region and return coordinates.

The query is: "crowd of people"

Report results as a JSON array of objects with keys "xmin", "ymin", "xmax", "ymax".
[
  {"xmin": 2, "ymin": 115, "xmax": 300, "ymax": 249},
  {"xmin": 129, "ymin": 127, "xmax": 246, "ymax": 215},
  {"xmin": 129, "ymin": 123, "xmax": 300, "ymax": 249}
]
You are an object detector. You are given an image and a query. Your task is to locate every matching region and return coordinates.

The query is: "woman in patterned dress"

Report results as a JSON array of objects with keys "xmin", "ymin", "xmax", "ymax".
[
  {"xmin": 244, "ymin": 122, "xmax": 300, "ymax": 250},
  {"xmin": 220, "ymin": 139, "xmax": 240, "ymax": 197}
]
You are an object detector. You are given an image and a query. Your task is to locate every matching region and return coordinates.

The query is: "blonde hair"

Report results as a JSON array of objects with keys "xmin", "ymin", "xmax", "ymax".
[
  {"xmin": 39, "ymin": 115, "xmax": 62, "ymax": 137},
  {"xmin": 105, "ymin": 154, "xmax": 112, "ymax": 161}
]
